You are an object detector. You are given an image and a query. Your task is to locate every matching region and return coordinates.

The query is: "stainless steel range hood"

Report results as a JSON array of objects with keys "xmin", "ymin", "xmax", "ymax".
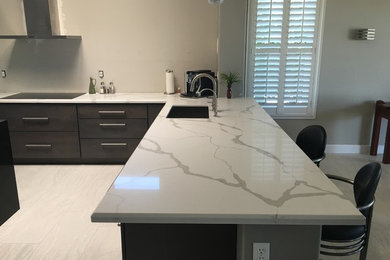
[{"xmin": 0, "ymin": 0, "xmax": 81, "ymax": 40}]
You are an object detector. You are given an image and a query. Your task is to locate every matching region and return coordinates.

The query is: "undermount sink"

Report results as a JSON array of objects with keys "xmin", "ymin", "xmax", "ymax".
[{"xmin": 166, "ymin": 106, "xmax": 209, "ymax": 118}]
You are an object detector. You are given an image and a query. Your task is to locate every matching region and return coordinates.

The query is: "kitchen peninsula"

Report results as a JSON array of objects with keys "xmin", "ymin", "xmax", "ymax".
[{"xmin": 90, "ymin": 95, "xmax": 364, "ymax": 260}]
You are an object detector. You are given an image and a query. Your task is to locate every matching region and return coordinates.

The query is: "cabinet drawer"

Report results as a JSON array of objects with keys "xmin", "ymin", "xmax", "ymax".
[
  {"xmin": 79, "ymin": 119, "xmax": 147, "ymax": 138},
  {"xmin": 0, "ymin": 104, "xmax": 78, "ymax": 131},
  {"xmin": 10, "ymin": 132, "xmax": 80, "ymax": 159},
  {"xmin": 80, "ymin": 139, "xmax": 140, "ymax": 160},
  {"xmin": 78, "ymin": 104, "xmax": 147, "ymax": 119},
  {"xmin": 148, "ymin": 104, "xmax": 164, "ymax": 127}
]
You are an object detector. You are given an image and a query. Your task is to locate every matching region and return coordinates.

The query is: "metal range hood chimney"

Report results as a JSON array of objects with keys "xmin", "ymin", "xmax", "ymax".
[
  {"xmin": 0, "ymin": 0, "xmax": 80, "ymax": 40},
  {"xmin": 23, "ymin": 0, "xmax": 61, "ymax": 37}
]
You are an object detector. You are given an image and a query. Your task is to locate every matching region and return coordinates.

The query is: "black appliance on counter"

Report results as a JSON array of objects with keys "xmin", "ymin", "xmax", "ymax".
[
  {"xmin": 0, "ymin": 120, "xmax": 20, "ymax": 226},
  {"xmin": 181, "ymin": 70, "xmax": 216, "ymax": 97}
]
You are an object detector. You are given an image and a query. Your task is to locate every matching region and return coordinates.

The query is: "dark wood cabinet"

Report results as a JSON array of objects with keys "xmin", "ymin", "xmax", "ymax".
[
  {"xmin": 78, "ymin": 104, "xmax": 147, "ymax": 119},
  {"xmin": 79, "ymin": 119, "xmax": 148, "ymax": 139},
  {"xmin": 121, "ymin": 223, "xmax": 237, "ymax": 260},
  {"xmin": 78, "ymin": 103, "xmax": 163, "ymax": 163},
  {"xmin": 0, "ymin": 120, "xmax": 20, "ymax": 226},
  {"xmin": 148, "ymin": 103, "xmax": 165, "ymax": 127},
  {"xmin": 0, "ymin": 102, "xmax": 165, "ymax": 164},
  {"xmin": 0, "ymin": 104, "xmax": 78, "ymax": 131},
  {"xmin": 10, "ymin": 132, "xmax": 80, "ymax": 159},
  {"xmin": 80, "ymin": 139, "xmax": 140, "ymax": 163},
  {"xmin": 0, "ymin": 104, "xmax": 79, "ymax": 163}
]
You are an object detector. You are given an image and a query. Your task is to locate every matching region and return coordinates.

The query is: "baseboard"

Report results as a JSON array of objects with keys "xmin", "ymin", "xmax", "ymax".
[{"xmin": 325, "ymin": 145, "xmax": 384, "ymax": 154}]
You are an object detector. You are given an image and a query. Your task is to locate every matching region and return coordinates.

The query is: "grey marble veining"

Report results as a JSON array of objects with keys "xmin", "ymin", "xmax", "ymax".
[{"xmin": 90, "ymin": 96, "xmax": 364, "ymax": 225}]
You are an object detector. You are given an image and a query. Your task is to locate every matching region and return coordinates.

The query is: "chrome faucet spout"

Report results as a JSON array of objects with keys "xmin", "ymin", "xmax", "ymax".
[{"xmin": 190, "ymin": 73, "xmax": 218, "ymax": 116}]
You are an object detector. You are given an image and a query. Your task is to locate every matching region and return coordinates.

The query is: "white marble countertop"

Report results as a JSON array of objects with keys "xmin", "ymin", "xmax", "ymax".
[
  {"xmin": 0, "ymin": 92, "xmax": 363, "ymax": 225},
  {"xmin": 89, "ymin": 95, "xmax": 364, "ymax": 226},
  {"xmin": 0, "ymin": 92, "xmax": 168, "ymax": 103}
]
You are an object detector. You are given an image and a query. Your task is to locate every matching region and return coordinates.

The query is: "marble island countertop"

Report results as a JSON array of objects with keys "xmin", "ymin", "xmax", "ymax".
[
  {"xmin": 0, "ymin": 91, "xmax": 363, "ymax": 225},
  {"xmin": 90, "ymin": 96, "xmax": 364, "ymax": 226}
]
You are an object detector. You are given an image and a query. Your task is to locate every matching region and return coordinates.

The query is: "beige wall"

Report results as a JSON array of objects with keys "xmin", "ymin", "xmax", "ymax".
[
  {"xmin": 0, "ymin": 0, "xmax": 25, "ymax": 35},
  {"xmin": 0, "ymin": 0, "xmax": 218, "ymax": 93},
  {"xmin": 276, "ymin": 0, "xmax": 390, "ymax": 145},
  {"xmin": 219, "ymin": 0, "xmax": 390, "ymax": 146},
  {"xmin": 218, "ymin": 0, "xmax": 247, "ymax": 97},
  {"xmin": 2, "ymin": 0, "xmax": 389, "ymax": 147}
]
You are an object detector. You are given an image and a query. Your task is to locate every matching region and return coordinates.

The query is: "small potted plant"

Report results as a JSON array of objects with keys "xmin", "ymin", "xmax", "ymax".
[{"xmin": 220, "ymin": 72, "xmax": 240, "ymax": 99}]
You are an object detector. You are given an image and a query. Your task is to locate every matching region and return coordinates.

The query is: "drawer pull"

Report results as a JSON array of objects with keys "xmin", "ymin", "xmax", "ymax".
[
  {"xmin": 98, "ymin": 111, "xmax": 126, "ymax": 115},
  {"xmin": 22, "ymin": 117, "xmax": 49, "ymax": 122},
  {"xmin": 25, "ymin": 144, "xmax": 52, "ymax": 149},
  {"xmin": 101, "ymin": 143, "xmax": 128, "ymax": 147},
  {"xmin": 99, "ymin": 123, "xmax": 126, "ymax": 127}
]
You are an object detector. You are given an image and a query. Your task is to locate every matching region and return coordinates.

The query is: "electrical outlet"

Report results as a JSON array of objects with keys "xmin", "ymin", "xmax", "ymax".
[{"xmin": 253, "ymin": 242, "xmax": 270, "ymax": 260}]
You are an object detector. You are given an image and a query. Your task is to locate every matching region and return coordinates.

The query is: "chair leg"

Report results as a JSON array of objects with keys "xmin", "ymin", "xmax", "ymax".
[
  {"xmin": 359, "ymin": 245, "xmax": 368, "ymax": 260},
  {"xmin": 360, "ymin": 206, "xmax": 374, "ymax": 260}
]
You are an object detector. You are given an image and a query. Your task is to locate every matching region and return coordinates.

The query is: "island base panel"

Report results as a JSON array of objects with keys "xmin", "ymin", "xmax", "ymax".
[
  {"xmin": 237, "ymin": 224, "xmax": 321, "ymax": 260},
  {"xmin": 121, "ymin": 223, "xmax": 237, "ymax": 260}
]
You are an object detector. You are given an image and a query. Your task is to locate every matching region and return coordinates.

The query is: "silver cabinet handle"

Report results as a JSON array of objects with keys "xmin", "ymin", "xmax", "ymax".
[
  {"xmin": 98, "ymin": 111, "xmax": 125, "ymax": 115},
  {"xmin": 22, "ymin": 117, "xmax": 49, "ymax": 121},
  {"xmin": 99, "ymin": 123, "xmax": 126, "ymax": 127},
  {"xmin": 25, "ymin": 144, "xmax": 52, "ymax": 148},
  {"xmin": 100, "ymin": 143, "xmax": 128, "ymax": 147}
]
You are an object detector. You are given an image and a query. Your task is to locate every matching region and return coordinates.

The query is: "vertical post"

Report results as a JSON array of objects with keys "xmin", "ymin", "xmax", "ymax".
[
  {"xmin": 383, "ymin": 124, "xmax": 390, "ymax": 163},
  {"xmin": 120, "ymin": 223, "xmax": 127, "ymax": 260},
  {"xmin": 370, "ymin": 100, "xmax": 384, "ymax": 156}
]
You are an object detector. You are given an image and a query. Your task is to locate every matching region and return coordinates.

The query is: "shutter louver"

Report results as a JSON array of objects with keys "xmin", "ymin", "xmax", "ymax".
[
  {"xmin": 249, "ymin": 0, "xmax": 321, "ymax": 117},
  {"xmin": 253, "ymin": 0, "xmax": 283, "ymax": 108},
  {"xmin": 283, "ymin": 0, "xmax": 317, "ymax": 109}
]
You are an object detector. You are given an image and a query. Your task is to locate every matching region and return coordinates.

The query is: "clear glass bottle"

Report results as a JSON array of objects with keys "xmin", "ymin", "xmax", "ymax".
[
  {"xmin": 99, "ymin": 81, "xmax": 106, "ymax": 94},
  {"xmin": 109, "ymin": 82, "xmax": 115, "ymax": 94}
]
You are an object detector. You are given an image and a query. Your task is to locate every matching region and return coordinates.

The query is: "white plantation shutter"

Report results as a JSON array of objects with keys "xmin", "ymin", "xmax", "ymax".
[{"xmin": 247, "ymin": 0, "xmax": 324, "ymax": 118}]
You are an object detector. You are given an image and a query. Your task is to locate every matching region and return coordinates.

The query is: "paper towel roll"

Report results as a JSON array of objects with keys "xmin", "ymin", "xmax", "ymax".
[{"xmin": 165, "ymin": 70, "xmax": 175, "ymax": 94}]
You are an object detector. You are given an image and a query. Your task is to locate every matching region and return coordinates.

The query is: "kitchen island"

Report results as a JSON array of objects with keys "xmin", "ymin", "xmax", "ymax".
[{"xmin": 91, "ymin": 96, "xmax": 363, "ymax": 260}]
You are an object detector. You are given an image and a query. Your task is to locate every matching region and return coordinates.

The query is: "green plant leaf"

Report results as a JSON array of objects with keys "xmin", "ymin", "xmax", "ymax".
[{"xmin": 220, "ymin": 72, "xmax": 240, "ymax": 87}]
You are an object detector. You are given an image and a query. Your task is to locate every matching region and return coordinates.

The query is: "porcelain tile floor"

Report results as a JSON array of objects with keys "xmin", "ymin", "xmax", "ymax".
[
  {"xmin": 0, "ymin": 165, "xmax": 123, "ymax": 260},
  {"xmin": 0, "ymin": 154, "xmax": 388, "ymax": 260}
]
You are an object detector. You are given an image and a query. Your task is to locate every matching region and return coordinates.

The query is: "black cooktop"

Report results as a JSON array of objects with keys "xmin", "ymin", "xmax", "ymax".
[{"xmin": 2, "ymin": 93, "xmax": 85, "ymax": 99}]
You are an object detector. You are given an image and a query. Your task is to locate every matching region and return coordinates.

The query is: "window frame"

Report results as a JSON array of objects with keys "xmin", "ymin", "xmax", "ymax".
[{"xmin": 245, "ymin": 0, "xmax": 326, "ymax": 119}]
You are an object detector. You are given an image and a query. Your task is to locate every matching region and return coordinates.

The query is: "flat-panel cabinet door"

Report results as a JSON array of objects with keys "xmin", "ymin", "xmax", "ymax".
[
  {"xmin": 78, "ymin": 104, "xmax": 147, "ymax": 119},
  {"xmin": 79, "ymin": 119, "xmax": 148, "ymax": 138},
  {"xmin": 0, "ymin": 104, "xmax": 78, "ymax": 131},
  {"xmin": 10, "ymin": 132, "xmax": 80, "ymax": 159},
  {"xmin": 80, "ymin": 139, "xmax": 140, "ymax": 160}
]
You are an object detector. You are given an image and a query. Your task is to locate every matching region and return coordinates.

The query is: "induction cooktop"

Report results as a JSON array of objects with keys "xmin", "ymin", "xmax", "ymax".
[{"xmin": 2, "ymin": 93, "xmax": 85, "ymax": 99}]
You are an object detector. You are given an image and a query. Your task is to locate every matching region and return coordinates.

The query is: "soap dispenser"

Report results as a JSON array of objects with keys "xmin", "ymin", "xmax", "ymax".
[
  {"xmin": 99, "ymin": 82, "xmax": 106, "ymax": 94},
  {"xmin": 108, "ymin": 82, "xmax": 115, "ymax": 94}
]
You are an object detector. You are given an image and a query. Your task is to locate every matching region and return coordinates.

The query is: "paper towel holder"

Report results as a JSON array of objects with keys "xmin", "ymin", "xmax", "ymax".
[{"xmin": 165, "ymin": 69, "xmax": 175, "ymax": 95}]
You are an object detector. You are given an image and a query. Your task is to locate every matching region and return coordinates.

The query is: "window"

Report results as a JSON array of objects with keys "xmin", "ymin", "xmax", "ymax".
[{"xmin": 246, "ymin": 0, "xmax": 324, "ymax": 118}]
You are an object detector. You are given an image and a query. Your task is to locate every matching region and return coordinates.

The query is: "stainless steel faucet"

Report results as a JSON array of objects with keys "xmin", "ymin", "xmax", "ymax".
[{"xmin": 190, "ymin": 73, "xmax": 218, "ymax": 117}]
